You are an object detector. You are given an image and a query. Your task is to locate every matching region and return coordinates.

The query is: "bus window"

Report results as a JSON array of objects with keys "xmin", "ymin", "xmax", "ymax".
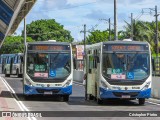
[{"xmin": 14, "ymin": 56, "xmax": 18, "ymax": 64}]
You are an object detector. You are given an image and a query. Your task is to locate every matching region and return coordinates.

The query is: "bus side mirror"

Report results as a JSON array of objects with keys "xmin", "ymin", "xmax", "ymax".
[{"xmin": 152, "ymin": 58, "xmax": 155, "ymax": 71}]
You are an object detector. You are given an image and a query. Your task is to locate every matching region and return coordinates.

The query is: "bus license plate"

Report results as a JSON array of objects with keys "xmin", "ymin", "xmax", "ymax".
[
  {"xmin": 121, "ymin": 95, "xmax": 130, "ymax": 98},
  {"xmin": 44, "ymin": 91, "xmax": 52, "ymax": 95}
]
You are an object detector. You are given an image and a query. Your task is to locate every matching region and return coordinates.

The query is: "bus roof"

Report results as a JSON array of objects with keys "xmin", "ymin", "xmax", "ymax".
[
  {"xmin": 27, "ymin": 41, "xmax": 70, "ymax": 45},
  {"xmin": 103, "ymin": 40, "xmax": 149, "ymax": 45},
  {"xmin": 0, "ymin": 53, "xmax": 23, "ymax": 57}
]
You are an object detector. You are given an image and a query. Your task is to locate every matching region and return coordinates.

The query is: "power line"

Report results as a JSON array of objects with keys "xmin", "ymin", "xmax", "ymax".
[{"xmin": 33, "ymin": 1, "xmax": 99, "ymax": 12}]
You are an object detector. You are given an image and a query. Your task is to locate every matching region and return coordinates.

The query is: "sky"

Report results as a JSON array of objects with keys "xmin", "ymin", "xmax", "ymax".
[{"xmin": 15, "ymin": 0, "xmax": 160, "ymax": 42}]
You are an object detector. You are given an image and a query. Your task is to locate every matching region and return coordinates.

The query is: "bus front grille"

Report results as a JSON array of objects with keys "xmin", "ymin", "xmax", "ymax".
[
  {"xmin": 112, "ymin": 92, "xmax": 140, "ymax": 97},
  {"xmin": 36, "ymin": 89, "xmax": 60, "ymax": 94}
]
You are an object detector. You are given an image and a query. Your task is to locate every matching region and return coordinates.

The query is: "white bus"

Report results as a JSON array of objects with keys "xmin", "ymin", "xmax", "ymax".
[
  {"xmin": 3, "ymin": 53, "xmax": 23, "ymax": 77},
  {"xmin": 85, "ymin": 40, "xmax": 152, "ymax": 105},
  {"xmin": 23, "ymin": 41, "xmax": 73, "ymax": 101}
]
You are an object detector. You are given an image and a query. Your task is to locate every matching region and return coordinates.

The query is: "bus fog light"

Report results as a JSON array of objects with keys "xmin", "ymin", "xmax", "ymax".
[
  {"xmin": 142, "ymin": 82, "xmax": 151, "ymax": 90},
  {"xmin": 63, "ymin": 79, "xmax": 71, "ymax": 87}
]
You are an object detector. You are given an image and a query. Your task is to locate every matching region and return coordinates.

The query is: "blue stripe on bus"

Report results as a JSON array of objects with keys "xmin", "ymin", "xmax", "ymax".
[
  {"xmin": 24, "ymin": 85, "xmax": 72, "ymax": 95},
  {"xmin": 99, "ymin": 87, "xmax": 151, "ymax": 99},
  {"xmin": 0, "ymin": 0, "xmax": 14, "ymax": 25}
]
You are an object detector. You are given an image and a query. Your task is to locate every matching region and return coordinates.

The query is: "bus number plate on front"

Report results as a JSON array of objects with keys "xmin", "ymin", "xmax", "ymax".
[
  {"xmin": 121, "ymin": 95, "xmax": 130, "ymax": 98},
  {"xmin": 44, "ymin": 91, "xmax": 52, "ymax": 95}
]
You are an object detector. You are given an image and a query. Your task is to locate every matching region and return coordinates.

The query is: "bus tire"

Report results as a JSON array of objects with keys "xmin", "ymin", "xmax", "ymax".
[
  {"xmin": 97, "ymin": 98, "xmax": 103, "ymax": 104},
  {"xmin": 16, "ymin": 69, "xmax": 21, "ymax": 78},
  {"xmin": 63, "ymin": 95, "xmax": 69, "ymax": 102},
  {"xmin": 18, "ymin": 74, "xmax": 23, "ymax": 78},
  {"xmin": 89, "ymin": 94, "xmax": 94, "ymax": 100},
  {"xmin": 138, "ymin": 98, "xmax": 145, "ymax": 105},
  {"xmin": 5, "ymin": 70, "xmax": 10, "ymax": 77},
  {"xmin": 24, "ymin": 95, "xmax": 30, "ymax": 100}
]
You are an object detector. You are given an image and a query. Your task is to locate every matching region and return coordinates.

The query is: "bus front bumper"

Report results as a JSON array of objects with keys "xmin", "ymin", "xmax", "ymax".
[
  {"xmin": 99, "ymin": 87, "xmax": 151, "ymax": 99},
  {"xmin": 24, "ymin": 85, "xmax": 72, "ymax": 95}
]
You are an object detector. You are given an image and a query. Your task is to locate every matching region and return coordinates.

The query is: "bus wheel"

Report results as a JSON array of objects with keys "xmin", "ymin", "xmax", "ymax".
[
  {"xmin": 97, "ymin": 98, "xmax": 103, "ymax": 104},
  {"xmin": 16, "ymin": 70, "xmax": 20, "ymax": 78},
  {"xmin": 89, "ymin": 94, "xmax": 94, "ymax": 100},
  {"xmin": 138, "ymin": 98, "xmax": 145, "ymax": 105},
  {"xmin": 18, "ymin": 74, "xmax": 22, "ymax": 78},
  {"xmin": 63, "ymin": 95, "xmax": 69, "ymax": 102},
  {"xmin": 5, "ymin": 70, "xmax": 9, "ymax": 77},
  {"xmin": 24, "ymin": 95, "xmax": 30, "ymax": 100}
]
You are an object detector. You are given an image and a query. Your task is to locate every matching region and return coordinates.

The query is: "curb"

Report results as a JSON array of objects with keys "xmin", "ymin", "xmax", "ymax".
[{"xmin": 147, "ymin": 98, "xmax": 160, "ymax": 104}]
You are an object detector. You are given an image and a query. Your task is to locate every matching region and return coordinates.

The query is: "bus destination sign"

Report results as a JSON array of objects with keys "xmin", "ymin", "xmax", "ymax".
[
  {"xmin": 28, "ymin": 45, "xmax": 70, "ymax": 51},
  {"xmin": 105, "ymin": 44, "xmax": 148, "ymax": 51}
]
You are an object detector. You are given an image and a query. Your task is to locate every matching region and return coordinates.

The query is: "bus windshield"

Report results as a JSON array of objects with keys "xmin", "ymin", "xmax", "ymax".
[
  {"xmin": 27, "ymin": 52, "xmax": 71, "ymax": 80},
  {"xmin": 102, "ymin": 52, "xmax": 150, "ymax": 80}
]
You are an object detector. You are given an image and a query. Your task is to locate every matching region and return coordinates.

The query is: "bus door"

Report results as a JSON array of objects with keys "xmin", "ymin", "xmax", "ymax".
[
  {"xmin": 19, "ymin": 56, "xmax": 23, "ymax": 74},
  {"xmin": 12, "ymin": 55, "xmax": 18, "ymax": 74},
  {"xmin": 10, "ymin": 57, "xmax": 14, "ymax": 74}
]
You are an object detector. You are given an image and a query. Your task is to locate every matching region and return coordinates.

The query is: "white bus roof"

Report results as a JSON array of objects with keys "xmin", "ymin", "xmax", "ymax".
[{"xmin": 27, "ymin": 41, "xmax": 70, "ymax": 45}]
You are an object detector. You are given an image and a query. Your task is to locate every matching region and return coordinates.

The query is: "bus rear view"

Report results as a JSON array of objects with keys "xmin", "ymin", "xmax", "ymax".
[{"xmin": 23, "ymin": 41, "xmax": 73, "ymax": 101}]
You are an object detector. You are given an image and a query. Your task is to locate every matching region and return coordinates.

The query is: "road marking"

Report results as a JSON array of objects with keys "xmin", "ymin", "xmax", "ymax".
[
  {"xmin": 73, "ymin": 82, "xmax": 84, "ymax": 86},
  {"xmin": 146, "ymin": 101, "xmax": 160, "ymax": 105},
  {"xmin": 0, "ymin": 76, "xmax": 37, "ymax": 120}
]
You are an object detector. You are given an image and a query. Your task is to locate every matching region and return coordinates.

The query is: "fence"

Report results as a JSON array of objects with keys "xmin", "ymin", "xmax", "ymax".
[{"xmin": 152, "ymin": 57, "xmax": 160, "ymax": 76}]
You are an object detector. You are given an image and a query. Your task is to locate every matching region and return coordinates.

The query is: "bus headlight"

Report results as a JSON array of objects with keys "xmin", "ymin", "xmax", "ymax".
[
  {"xmin": 25, "ymin": 78, "xmax": 32, "ymax": 86},
  {"xmin": 101, "ymin": 80, "xmax": 110, "ymax": 90},
  {"xmin": 142, "ymin": 82, "xmax": 151, "ymax": 90},
  {"xmin": 63, "ymin": 79, "xmax": 72, "ymax": 87}
]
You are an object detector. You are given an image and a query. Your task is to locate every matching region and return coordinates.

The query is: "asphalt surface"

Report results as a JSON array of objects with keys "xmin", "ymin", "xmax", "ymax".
[{"xmin": 1, "ymin": 74, "xmax": 160, "ymax": 120}]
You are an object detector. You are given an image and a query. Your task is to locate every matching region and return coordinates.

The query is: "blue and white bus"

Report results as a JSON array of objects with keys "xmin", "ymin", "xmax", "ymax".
[
  {"xmin": 0, "ymin": 53, "xmax": 23, "ymax": 77},
  {"xmin": 23, "ymin": 41, "xmax": 73, "ymax": 101},
  {"xmin": 85, "ymin": 39, "xmax": 152, "ymax": 105}
]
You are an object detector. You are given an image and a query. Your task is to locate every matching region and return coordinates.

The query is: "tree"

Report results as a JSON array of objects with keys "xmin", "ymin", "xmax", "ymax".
[
  {"xmin": 124, "ymin": 20, "xmax": 160, "ymax": 54},
  {"xmin": 86, "ymin": 30, "xmax": 109, "ymax": 44},
  {"xmin": 0, "ymin": 36, "xmax": 34, "ymax": 54},
  {"xmin": 24, "ymin": 19, "xmax": 73, "ymax": 42},
  {"xmin": 85, "ymin": 29, "xmax": 126, "ymax": 44}
]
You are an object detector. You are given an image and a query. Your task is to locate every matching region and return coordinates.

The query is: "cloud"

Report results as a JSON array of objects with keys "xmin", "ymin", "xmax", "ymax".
[
  {"xmin": 118, "ymin": 13, "xmax": 128, "ymax": 22},
  {"xmin": 85, "ymin": 10, "xmax": 109, "ymax": 20},
  {"xmin": 67, "ymin": 0, "xmax": 96, "ymax": 5},
  {"xmin": 15, "ymin": 0, "xmax": 160, "ymax": 41},
  {"xmin": 43, "ymin": 0, "xmax": 69, "ymax": 10}
]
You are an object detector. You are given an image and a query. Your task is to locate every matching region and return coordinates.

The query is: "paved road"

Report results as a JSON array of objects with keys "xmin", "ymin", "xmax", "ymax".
[{"xmin": 1, "ymin": 74, "xmax": 160, "ymax": 120}]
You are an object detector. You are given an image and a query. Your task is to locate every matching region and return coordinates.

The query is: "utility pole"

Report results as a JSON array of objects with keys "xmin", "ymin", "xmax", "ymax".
[
  {"xmin": 142, "ymin": 6, "xmax": 159, "ymax": 56},
  {"xmin": 100, "ymin": 18, "xmax": 111, "ymax": 41},
  {"xmin": 114, "ymin": 0, "xmax": 118, "ymax": 40},
  {"xmin": 81, "ymin": 24, "xmax": 88, "ymax": 100},
  {"xmin": 131, "ymin": 13, "xmax": 134, "ymax": 40},
  {"xmin": 155, "ymin": 5, "xmax": 159, "ymax": 56},
  {"xmin": 24, "ymin": 17, "xmax": 26, "ymax": 45},
  {"xmin": 109, "ymin": 18, "xmax": 111, "ymax": 41}
]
